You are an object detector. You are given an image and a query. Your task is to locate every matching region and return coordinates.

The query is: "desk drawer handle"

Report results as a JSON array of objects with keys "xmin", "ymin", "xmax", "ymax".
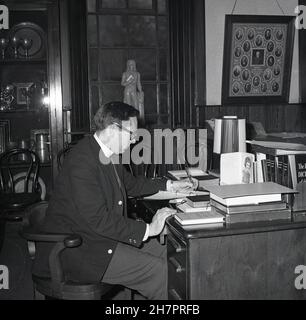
[
  {"xmin": 168, "ymin": 235, "xmax": 185, "ymax": 253},
  {"xmin": 169, "ymin": 288, "xmax": 183, "ymax": 300},
  {"xmin": 169, "ymin": 257, "xmax": 185, "ymax": 273}
]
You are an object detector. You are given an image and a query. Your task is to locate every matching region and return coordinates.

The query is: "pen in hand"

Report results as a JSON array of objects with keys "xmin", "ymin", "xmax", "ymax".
[{"xmin": 185, "ymin": 166, "xmax": 193, "ymax": 185}]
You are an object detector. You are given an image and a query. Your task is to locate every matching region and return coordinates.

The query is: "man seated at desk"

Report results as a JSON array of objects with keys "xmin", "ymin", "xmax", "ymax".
[{"xmin": 33, "ymin": 101, "xmax": 194, "ymax": 300}]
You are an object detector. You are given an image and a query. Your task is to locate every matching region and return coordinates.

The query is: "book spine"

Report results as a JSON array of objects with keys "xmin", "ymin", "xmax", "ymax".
[
  {"xmin": 187, "ymin": 200, "xmax": 210, "ymax": 208},
  {"xmin": 210, "ymin": 199, "xmax": 287, "ymax": 214},
  {"xmin": 222, "ymin": 209, "xmax": 291, "ymax": 224}
]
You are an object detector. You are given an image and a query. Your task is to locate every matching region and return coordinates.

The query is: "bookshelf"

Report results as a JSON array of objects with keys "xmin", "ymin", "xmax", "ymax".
[{"xmin": 248, "ymin": 141, "xmax": 306, "ymax": 212}]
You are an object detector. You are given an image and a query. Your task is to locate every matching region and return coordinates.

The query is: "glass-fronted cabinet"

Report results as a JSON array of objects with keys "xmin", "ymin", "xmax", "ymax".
[{"xmin": 0, "ymin": 0, "xmax": 65, "ymax": 197}]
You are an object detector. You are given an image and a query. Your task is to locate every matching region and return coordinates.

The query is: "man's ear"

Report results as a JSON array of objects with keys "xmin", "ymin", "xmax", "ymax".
[{"xmin": 104, "ymin": 125, "xmax": 115, "ymax": 139}]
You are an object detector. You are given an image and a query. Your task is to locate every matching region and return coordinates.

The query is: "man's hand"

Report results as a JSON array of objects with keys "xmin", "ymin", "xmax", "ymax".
[
  {"xmin": 148, "ymin": 207, "xmax": 176, "ymax": 238},
  {"xmin": 167, "ymin": 178, "xmax": 198, "ymax": 192}
]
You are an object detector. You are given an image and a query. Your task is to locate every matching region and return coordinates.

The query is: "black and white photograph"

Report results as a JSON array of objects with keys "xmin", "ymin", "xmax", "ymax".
[
  {"xmin": 1, "ymin": 0, "xmax": 306, "ymax": 310},
  {"xmin": 222, "ymin": 14, "xmax": 295, "ymax": 104}
]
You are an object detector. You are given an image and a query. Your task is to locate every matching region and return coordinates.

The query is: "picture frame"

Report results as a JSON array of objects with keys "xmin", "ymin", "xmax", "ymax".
[
  {"xmin": 221, "ymin": 15, "xmax": 295, "ymax": 105},
  {"xmin": 13, "ymin": 82, "xmax": 34, "ymax": 105}
]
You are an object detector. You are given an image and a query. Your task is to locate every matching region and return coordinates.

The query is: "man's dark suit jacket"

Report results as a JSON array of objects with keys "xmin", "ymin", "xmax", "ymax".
[{"xmin": 34, "ymin": 135, "xmax": 166, "ymax": 282}]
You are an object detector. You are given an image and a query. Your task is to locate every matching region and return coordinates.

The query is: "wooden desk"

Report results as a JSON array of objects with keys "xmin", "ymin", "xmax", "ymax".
[{"xmin": 166, "ymin": 218, "xmax": 306, "ymax": 300}]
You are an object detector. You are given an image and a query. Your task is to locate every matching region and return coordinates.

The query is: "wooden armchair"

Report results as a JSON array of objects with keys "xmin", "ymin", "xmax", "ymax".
[{"xmin": 20, "ymin": 201, "xmax": 116, "ymax": 300}]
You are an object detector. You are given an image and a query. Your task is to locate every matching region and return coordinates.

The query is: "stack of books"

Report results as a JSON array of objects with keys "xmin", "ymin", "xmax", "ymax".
[
  {"xmin": 174, "ymin": 194, "xmax": 224, "ymax": 226},
  {"xmin": 205, "ymin": 182, "xmax": 296, "ymax": 224},
  {"xmin": 177, "ymin": 195, "xmax": 211, "ymax": 213}
]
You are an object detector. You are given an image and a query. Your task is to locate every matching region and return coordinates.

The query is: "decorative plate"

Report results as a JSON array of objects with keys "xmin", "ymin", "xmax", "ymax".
[{"xmin": 9, "ymin": 22, "xmax": 46, "ymax": 59}]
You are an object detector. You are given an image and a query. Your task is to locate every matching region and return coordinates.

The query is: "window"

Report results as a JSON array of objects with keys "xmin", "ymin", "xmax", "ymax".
[{"xmin": 87, "ymin": 0, "xmax": 170, "ymax": 127}]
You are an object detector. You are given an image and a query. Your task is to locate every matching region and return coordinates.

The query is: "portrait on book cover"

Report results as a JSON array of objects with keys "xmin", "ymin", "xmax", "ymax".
[
  {"xmin": 242, "ymin": 156, "xmax": 253, "ymax": 184},
  {"xmin": 222, "ymin": 15, "xmax": 295, "ymax": 105}
]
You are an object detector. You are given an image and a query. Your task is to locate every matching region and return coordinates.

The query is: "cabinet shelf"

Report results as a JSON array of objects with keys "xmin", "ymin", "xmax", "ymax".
[
  {"xmin": 0, "ymin": 108, "xmax": 43, "ymax": 113},
  {"xmin": 0, "ymin": 58, "xmax": 47, "ymax": 65}
]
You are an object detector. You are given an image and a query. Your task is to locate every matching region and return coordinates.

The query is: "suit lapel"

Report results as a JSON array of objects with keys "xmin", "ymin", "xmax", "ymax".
[{"xmin": 89, "ymin": 135, "xmax": 127, "ymax": 217}]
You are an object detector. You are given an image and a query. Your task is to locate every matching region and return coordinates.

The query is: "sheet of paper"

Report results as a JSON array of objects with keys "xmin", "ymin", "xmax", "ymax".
[{"xmin": 143, "ymin": 190, "xmax": 209, "ymax": 200}]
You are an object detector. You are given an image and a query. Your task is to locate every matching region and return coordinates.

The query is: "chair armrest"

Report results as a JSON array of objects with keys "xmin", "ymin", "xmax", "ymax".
[
  {"xmin": 21, "ymin": 227, "xmax": 82, "ymax": 247},
  {"xmin": 20, "ymin": 226, "xmax": 83, "ymax": 290}
]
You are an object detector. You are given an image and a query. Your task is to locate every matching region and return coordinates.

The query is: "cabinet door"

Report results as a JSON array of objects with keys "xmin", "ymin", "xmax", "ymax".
[{"xmin": 0, "ymin": 0, "xmax": 64, "ymax": 193}]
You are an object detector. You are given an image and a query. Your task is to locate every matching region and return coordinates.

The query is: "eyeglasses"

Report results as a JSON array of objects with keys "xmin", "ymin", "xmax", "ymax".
[{"xmin": 112, "ymin": 122, "xmax": 138, "ymax": 142}]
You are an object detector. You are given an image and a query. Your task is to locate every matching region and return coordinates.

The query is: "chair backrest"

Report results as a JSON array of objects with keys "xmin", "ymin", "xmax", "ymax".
[
  {"xmin": 0, "ymin": 148, "xmax": 40, "ymax": 194},
  {"xmin": 57, "ymin": 143, "xmax": 75, "ymax": 172}
]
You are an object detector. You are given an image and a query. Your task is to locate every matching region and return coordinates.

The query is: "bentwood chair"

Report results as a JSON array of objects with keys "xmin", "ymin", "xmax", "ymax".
[
  {"xmin": 20, "ymin": 201, "xmax": 117, "ymax": 300},
  {"xmin": 0, "ymin": 148, "xmax": 41, "ymax": 218}
]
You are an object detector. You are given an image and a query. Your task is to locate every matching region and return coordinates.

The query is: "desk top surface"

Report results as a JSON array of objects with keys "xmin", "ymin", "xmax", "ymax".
[
  {"xmin": 140, "ymin": 199, "xmax": 306, "ymax": 240},
  {"xmin": 166, "ymin": 216, "xmax": 306, "ymax": 240}
]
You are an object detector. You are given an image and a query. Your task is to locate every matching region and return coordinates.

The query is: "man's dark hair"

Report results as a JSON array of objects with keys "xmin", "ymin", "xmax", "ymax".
[{"xmin": 93, "ymin": 101, "xmax": 139, "ymax": 131}]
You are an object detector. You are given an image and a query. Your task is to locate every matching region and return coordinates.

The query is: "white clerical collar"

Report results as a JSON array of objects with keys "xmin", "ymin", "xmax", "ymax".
[{"xmin": 94, "ymin": 132, "xmax": 114, "ymax": 158}]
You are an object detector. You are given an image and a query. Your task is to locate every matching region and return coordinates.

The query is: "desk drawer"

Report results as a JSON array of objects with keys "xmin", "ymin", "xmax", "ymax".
[{"xmin": 167, "ymin": 233, "xmax": 187, "ymax": 300}]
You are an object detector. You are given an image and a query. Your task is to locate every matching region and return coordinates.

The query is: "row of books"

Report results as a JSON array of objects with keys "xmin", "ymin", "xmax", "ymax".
[{"xmin": 174, "ymin": 182, "xmax": 296, "ymax": 226}]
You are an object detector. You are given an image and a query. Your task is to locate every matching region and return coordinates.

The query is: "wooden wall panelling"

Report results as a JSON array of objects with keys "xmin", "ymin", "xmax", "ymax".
[
  {"xmin": 193, "ymin": 0, "xmax": 306, "ymax": 136},
  {"xmin": 67, "ymin": 0, "xmax": 90, "ymax": 134},
  {"xmin": 59, "ymin": 0, "xmax": 72, "ymax": 135},
  {"xmin": 264, "ymin": 104, "xmax": 284, "ymax": 133},
  {"xmin": 169, "ymin": 0, "xmax": 182, "ymax": 127},
  {"xmin": 284, "ymin": 104, "xmax": 301, "ymax": 132},
  {"xmin": 193, "ymin": 0, "xmax": 206, "ymax": 111},
  {"xmin": 223, "ymin": 105, "xmax": 249, "ymax": 119},
  {"xmin": 169, "ymin": 0, "xmax": 196, "ymax": 128},
  {"xmin": 247, "ymin": 105, "xmax": 267, "ymax": 125},
  {"xmin": 48, "ymin": 0, "xmax": 64, "ymax": 185}
]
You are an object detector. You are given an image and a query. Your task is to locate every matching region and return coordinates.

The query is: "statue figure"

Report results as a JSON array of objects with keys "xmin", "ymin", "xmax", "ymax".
[{"xmin": 121, "ymin": 59, "xmax": 144, "ymax": 122}]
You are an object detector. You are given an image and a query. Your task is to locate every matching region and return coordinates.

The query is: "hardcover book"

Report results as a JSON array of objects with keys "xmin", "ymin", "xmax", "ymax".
[
  {"xmin": 205, "ymin": 182, "xmax": 296, "ymax": 207},
  {"xmin": 174, "ymin": 210, "xmax": 224, "ymax": 225},
  {"xmin": 210, "ymin": 199, "xmax": 287, "ymax": 214},
  {"xmin": 177, "ymin": 201, "xmax": 211, "ymax": 213},
  {"xmin": 186, "ymin": 195, "xmax": 210, "ymax": 208},
  {"xmin": 220, "ymin": 152, "xmax": 255, "ymax": 185},
  {"xmin": 211, "ymin": 207, "xmax": 291, "ymax": 224}
]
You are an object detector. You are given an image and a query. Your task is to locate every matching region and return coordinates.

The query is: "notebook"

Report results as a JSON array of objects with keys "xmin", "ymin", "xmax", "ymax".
[
  {"xmin": 177, "ymin": 201, "xmax": 211, "ymax": 213},
  {"xmin": 186, "ymin": 195, "xmax": 210, "ymax": 208}
]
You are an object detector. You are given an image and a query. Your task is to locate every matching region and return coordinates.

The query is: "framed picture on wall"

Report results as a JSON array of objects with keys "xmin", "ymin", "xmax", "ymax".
[
  {"xmin": 13, "ymin": 82, "xmax": 34, "ymax": 105},
  {"xmin": 221, "ymin": 15, "xmax": 295, "ymax": 105}
]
